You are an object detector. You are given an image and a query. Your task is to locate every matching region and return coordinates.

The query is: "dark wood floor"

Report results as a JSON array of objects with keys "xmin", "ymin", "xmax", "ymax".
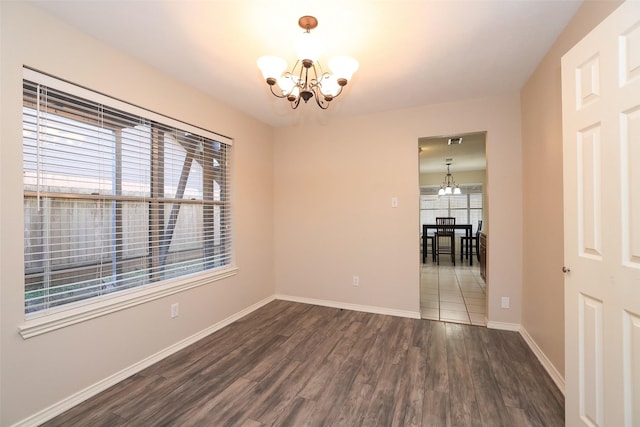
[{"xmin": 42, "ymin": 300, "xmax": 564, "ymax": 426}]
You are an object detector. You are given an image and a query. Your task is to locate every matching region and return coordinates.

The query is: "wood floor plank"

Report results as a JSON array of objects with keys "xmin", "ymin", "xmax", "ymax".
[
  {"xmin": 249, "ymin": 313, "xmax": 354, "ymax": 425},
  {"xmin": 272, "ymin": 396, "xmax": 317, "ymax": 426},
  {"xmin": 297, "ymin": 325, "xmax": 358, "ymax": 400},
  {"xmin": 394, "ymin": 346, "xmax": 426, "ymax": 427},
  {"xmin": 42, "ymin": 373, "xmax": 154, "ymax": 426},
  {"xmin": 361, "ymin": 361, "xmax": 404, "ymax": 427},
  {"xmin": 195, "ymin": 357, "xmax": 301, "ymax": 426},
  {"xmin": 331, "ymin": 382, "xmax": 374, "ymax": 427},
  {"xmin": 479, "ymin": 327, "xmax": 531, "ymax": 409},
  {"xmin": 267, "ymin": 311, "xmax": 375, "ymax": 425},
  {"xmin": 496, "ymin": 331, "xmax": 564, "ymax": 426},
  {"xmin": 422, "ymin": 390, "xmax": 451, "ymax": 427},
  {"xmin": 42, "ymin": 301, "xmax": 565, "ymax": 427},
  {"xmin": 172, "ymin": 377, "xmax": 258, "ymax": 426},
  {"xmin": 445, "ymin": 323, "xmax": 483, "ymax": 427},
  {"xmin": 424, "ymin": 320, "xmax": 449, "ymax": 393},
  {"xmin": 110, "ymin": 374, "xmax": 172, "ymax": 420},
  {"xmin": 507, "ymin": 406, "xmax": 542, "ymax": 427},
  {"xmin": 464, "ymin": 326, "xmax": 515, "ymax": 427},
  {"xmin": 384, "ymin": 316, "xmax": 416, "ymax": 366},
  {"xmin": 126, "ymin": 334, "xmax": 290, "ymax": 425},
  {"xmin": 304, "ymin": 360, "xmax": 362, "ymax": 427},
  {"xmin": 349, "ymin": 315, "xmax": 399, "ymax": 389}
]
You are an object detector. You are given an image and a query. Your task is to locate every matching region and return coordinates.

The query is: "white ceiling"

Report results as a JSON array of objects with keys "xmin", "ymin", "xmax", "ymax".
[
  {"xmin": 28, "ymin": 0, "xmax": 582, "ymax": 128},
  {"xmin": 419, "ymin": 132, "xmax": 486, "ymax": 174}
]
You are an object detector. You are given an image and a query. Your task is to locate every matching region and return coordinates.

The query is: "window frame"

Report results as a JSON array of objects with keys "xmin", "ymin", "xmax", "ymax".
[
  {"xmin": 19, "ymin": 68, "xmax": 237, "ymax": 338},
  {"xmin": 420, "ymin": 186, "xmax": 484, "ymax": 235}
]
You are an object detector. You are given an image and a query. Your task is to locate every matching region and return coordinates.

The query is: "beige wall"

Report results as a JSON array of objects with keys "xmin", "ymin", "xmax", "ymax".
[
  {"xmin": 3, "ymin": 0, "xmax": 620, "ymax": 422},
  {"xmin": 273, "ymin": 94, "xmax": 522, "ymax": 324},
  {"xmin": 520, "ymin": 0, "xmax": 622, "ymax": 379},
  {"xmin": 0, "ymin": 2, "xmax": 274, "ymax": 425}
]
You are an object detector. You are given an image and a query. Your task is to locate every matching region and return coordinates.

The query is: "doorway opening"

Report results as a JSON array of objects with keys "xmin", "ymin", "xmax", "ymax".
[{"xmin": 418, "ymin": 131, "xmax": 487, "ymax": 325}]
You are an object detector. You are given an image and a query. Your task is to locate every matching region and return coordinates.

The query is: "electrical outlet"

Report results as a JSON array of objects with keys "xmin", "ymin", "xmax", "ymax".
[
  {"xmin": 501, "ymin": 297, "xmax": 510, "ymax": 309},
  {"xmin": 170, "ymin": 302, "xmax": 179, "ymax": 318},
  {"xmin": 353, "ymin": 275, "xmax": 360, "ymax": 287},
  {"xmin": 391, "ymin": 197, "xmax": 398, "ymax": 208}
]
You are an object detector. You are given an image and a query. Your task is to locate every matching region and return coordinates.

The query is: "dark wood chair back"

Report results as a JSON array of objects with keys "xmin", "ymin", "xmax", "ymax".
[{"xmin": 435, "ymin": 217, "xmax": 456, "ymax": 235}]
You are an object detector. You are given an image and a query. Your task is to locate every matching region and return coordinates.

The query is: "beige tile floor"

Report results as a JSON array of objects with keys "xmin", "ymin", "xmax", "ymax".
[{"xmin": 420, "ymin": 260, "xmax": 486, "ymax": 326}]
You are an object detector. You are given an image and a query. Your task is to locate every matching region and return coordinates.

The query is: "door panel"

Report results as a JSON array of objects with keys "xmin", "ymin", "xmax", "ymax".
[
  {"xmin": 576, "ymin": 55, "xmax": 600, "ymax": 109},
  {"xmin": 577, "ymin": 125, "xmax": 602, "ymax": 259},
  {"xmin": 562, "ymin": 2, "xmax": 640, "ymax": 426},
  {"xmin": 622, "ymin": 106, "xmax": 640, "ymax": 265},
  {"xmin": 578, "ymin": 293, "xmax": 604, "ymax": 426},
  {"xmin": 621, "ymin": 22, "xmax": 640, "ymax": 83},
  {"xmin": 623, "ymin": 311, "xmax": 640, "ymax": 423}
]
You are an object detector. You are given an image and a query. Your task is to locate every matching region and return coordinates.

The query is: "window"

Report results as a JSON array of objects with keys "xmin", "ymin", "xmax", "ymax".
[
  {"xmin": 22, "ymin": 69, "xmax": 233, "ymax": 316},
  {"xmin": 420, "ymin": 186, "xmax": 483, "ymax": 234}
]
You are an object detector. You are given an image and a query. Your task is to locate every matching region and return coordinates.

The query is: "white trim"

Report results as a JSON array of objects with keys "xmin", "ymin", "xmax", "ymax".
[
  {"xmin": 12, "ymin": 295, "xmax": 275, "ymax": 427},
  {"xmin": 486, "ymin": 320, "xmax": 521, "ymax": 331},
  {"xmin": 519, "ymin": 326, "xmax": 565, "ymax": 395},
  {"xmin": 275, "ymin": 294, "xmax": 421, "ymax": 319},
  {"xmin": 23, "ymin": 67, "xmax": 233, "ymax": 146},
  {"xmin": 19, "ymin": 267, "xmax": 239, "ymax": 339}
]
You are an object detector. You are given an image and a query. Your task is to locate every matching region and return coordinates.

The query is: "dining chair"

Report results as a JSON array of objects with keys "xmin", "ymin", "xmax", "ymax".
[
  {"xmin": 460, "ymin": 219, "xmax": 482, "ymax": 263},
  {"xmin": 422, "ymin": 233, "xmax": 434, "ymax": 263},
  {"xmin": 434, "ymin": 217, "xmax": 456, "ymax": 265},
  {"xmin": 422, "ymin": 223, "xmax": 436, "ymax": 263}
]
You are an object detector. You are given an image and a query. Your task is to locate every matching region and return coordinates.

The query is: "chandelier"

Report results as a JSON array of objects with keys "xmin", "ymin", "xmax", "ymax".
[
  {"xmin": 438, "ymin": 163, "xmax": 462, "ymax": 195},
  {"xmin": 257, "ymin": 16, "xmax": 359, "ymax": 110}
]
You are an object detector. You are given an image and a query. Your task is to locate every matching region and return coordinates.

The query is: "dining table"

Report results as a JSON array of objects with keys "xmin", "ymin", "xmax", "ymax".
[{"xmin": 422, "ymin": 223, "xmax": 473, "ymax": 265}]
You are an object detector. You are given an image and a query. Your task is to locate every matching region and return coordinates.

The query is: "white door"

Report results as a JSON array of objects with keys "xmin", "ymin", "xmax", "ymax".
[{"xmin": 562, "ymin": 1, "xmax": 640, "ymax": 426}]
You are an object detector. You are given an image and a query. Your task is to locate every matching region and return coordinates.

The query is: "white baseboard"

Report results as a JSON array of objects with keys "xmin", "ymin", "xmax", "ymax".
[
  {"xmin": 275, "ymin": 294, "xmax": 421, "ymax": 319},
  {"xmin": 486, "ymin": 320, "xmax": 520, "ymax": 331},
  {"xmin": 12, "ymin": 295, "xmax": 276, "ymax": 427},
  {"xmin": 14, "ymin": 295, "xmax": 563, "ymax": 427},
  {"xmin": 487, "ymin": 321, "xmax": 565, "ymax": 395},
  {"xmin": 519, "ymin": 326, "xmax": 565, "ymax": 395}
]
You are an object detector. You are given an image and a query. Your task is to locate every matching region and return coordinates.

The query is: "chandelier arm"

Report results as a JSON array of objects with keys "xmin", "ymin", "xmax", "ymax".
[
  {"xmin": 333, "ymin": 84, "xmax": 345, "ymax": 99},
  {"xmin": 311, "ymin": 67, "xmax": 333, "ymax": 108},
  {"xmin": 268, "ymin": 84, "xmax": 289, "ymax": 99},
  {"xmin": 298, "ymin": 64, "xmax": 308, "ymax": 90},
  {"xmin": 314, "ymin": 71, "xmax": 328, "ymax": 92},
  {"xmin": 313, "ymin": 87, "xmax": 330, "ymax": 109},
  {"xmin": 309, "ymin": 64, "xmax": 320, "ymax": 90}
]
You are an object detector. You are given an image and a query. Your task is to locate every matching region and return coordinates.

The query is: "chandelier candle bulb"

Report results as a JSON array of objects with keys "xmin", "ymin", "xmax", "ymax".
[
  {"xmin": 257, "ymin": 15, "xmax": 358, "ymax": 110},
  {"xmin": 329, "ymin": 56, "xmax": 360, "ymax": 82},
  {"xmin": 257, "ymin": 56, "xmax": 287, "ymax": 83}
]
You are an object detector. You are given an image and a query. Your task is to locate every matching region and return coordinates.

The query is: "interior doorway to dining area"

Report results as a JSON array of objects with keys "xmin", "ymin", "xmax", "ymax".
[{"xmin": 418, "ymin": 132, "xmax": 487, "ymax": 326}]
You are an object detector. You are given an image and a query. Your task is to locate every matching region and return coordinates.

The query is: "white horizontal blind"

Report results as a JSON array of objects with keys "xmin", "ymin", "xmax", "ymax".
[
  {"xmin": 23, "ymin": 70, "xmax": 233, "ymax": 314},
  {"xmin": 419, "ymin": 189, "xmax": 483, "ymax": 234}
]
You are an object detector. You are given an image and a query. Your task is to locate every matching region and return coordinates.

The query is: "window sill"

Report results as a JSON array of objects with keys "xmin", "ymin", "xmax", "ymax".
[{"xmin": 18, "ymin": 266, "xmax": 238, "ymax": 339}]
